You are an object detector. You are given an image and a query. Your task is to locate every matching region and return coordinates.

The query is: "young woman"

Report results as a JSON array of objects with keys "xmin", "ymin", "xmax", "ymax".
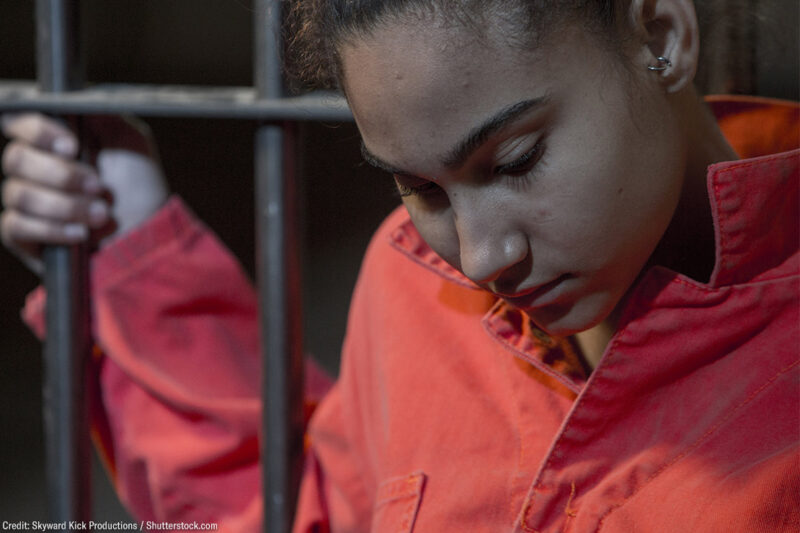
[{"xmin": 2, "ymin": 0, "xmax": 798, "ymax": 531}]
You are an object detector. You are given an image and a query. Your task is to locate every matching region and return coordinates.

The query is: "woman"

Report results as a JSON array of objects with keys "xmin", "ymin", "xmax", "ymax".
[{"xmin": 2, "ymin": 0, "xmax": 798, "ymax": 531}]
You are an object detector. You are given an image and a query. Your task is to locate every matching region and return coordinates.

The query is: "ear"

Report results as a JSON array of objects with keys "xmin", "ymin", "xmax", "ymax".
[{"xmin": 627, "ymin": 0, "xmax": 700, "ymax": 93}]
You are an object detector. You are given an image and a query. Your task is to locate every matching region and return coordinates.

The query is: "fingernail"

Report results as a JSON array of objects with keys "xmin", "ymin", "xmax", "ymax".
[
  {"xmin": 63, "ymin": 223, "xmax": 88, "ymax": 240},
  {"xmin": 53, "ymin": 137, "xmax": 77, "ymax": 157},
  {"xmin": 88, "ymin": 201, "xmax": 108, "ymax": 226}
]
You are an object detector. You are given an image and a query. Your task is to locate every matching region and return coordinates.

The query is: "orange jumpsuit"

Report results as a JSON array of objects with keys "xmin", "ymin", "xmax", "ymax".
[{"xmin": 23, "ymin": 96, "xmax": 800, "ymax": 532}]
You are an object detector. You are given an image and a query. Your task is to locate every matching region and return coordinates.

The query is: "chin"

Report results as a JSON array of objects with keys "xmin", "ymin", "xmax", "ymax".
[{"xmin": 524, "ymin": 291, "xmax": 616, "ymax": 338}]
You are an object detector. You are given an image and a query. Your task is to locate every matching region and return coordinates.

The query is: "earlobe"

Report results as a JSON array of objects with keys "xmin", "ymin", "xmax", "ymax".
[{"xmin": 630, "ymin": 0, "xmax": 700, "ymax": 93}]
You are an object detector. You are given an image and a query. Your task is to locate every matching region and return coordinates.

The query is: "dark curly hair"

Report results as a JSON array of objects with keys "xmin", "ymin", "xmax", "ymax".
[{"xmin": 286, "ymin": 1, "xmax": 625, "ymax": 90}]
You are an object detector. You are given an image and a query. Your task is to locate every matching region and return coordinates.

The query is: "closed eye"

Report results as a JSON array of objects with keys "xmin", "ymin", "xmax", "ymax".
[
  {"xmin": 493, "ymin": 140, "xmax": 545, "ymax": 177},
  {"xmin": 394, "ymin": 174, "xmax": 442, "ymax": 198}
]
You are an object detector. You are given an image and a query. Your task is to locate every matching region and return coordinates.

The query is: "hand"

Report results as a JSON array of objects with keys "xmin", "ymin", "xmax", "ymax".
[{"xmin": 1, "ymin": 113, "xmax": 169, "ymax": 275}]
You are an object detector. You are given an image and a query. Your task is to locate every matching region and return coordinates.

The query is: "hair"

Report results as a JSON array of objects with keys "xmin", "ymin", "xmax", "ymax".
[{"xmin": 286, "ymin": 0, "xmax": 627, "ymax": 90}]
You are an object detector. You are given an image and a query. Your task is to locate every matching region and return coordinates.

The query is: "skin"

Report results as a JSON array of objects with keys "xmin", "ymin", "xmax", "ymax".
[{"xmin": 340, "ymin": 2, "xmax": 737, "ymax": 366}]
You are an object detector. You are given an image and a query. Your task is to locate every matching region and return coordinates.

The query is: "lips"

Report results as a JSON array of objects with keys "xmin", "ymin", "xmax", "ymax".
[{"xmin": 496, "ymin": 274, "xmax": 572, "ymax": 309}]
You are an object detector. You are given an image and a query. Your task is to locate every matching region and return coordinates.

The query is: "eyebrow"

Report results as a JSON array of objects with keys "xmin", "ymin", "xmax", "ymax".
[
  {"xmin": 360, "ymin": 95, "xmax": 548, "ymax": 176},
  {"xmin": 442, "ymin": 96, "xmax": 548, "ymax": 169},
  {"xmin": 360, "ymin": 142, "xmax": 409, "ymax": 176}
]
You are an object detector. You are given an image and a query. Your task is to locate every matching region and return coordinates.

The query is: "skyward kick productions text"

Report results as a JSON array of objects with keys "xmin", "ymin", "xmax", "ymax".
[{"xmin": 3, "ymin": 522, "xmax": 219, "ymax": 531}]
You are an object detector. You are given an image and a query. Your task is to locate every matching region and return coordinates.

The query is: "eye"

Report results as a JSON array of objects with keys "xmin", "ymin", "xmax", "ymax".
[
  {"xmin": 394, "ymin": 174, "xmax": 443, "ymax": 198},
  {"xmin": 493, "ymin": 140, "xmax": 545, "ymax": 177}
]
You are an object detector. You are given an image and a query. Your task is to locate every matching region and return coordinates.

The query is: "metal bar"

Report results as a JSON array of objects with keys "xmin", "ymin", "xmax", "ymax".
[
  {"xmin": 36, "ymin": 0, "xmax": 92, "ymax": 525},
  {"xmin": 0, "ymin": 82, "xmax": 352, "ymax": 121},
  {"xmin": 255, "ymin": 123, "xmax": 304, "ymax": 533},
  {"xmin": 254, "ymin": 1, "xmax": 305, "ymax": 532},
  {"xmin": 42, "ymin": 241, "xmax": 91, "ymax": 523},
  {"xmin": 36, "ymin": 0, "xmax": 82, "ymax": 92}
]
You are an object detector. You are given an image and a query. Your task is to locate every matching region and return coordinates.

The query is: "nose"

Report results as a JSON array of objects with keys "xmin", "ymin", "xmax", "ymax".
[{"xmin": 454, "ymin": 201, "xmax": 528, "ymax": 287}]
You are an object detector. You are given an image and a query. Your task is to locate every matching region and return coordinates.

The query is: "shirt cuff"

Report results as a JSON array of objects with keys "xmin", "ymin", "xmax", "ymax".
[
  {"xmin": 91, "ymin": 195, "xmax": 202, "ymax": 288},
  {"xmin": 21, "ymin": 196, "xmax": 202, "ymax": 338}
]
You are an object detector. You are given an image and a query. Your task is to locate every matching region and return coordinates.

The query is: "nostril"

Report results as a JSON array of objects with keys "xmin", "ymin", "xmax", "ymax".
[{"xmin": 486, "ymin": 250, "xmax": 533, "ymax": 293}]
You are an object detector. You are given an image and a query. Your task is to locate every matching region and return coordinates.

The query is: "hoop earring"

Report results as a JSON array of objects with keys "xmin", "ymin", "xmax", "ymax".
[{"xmin": 647, "ymin": 56, "xmax": 672, "ymax": 72}]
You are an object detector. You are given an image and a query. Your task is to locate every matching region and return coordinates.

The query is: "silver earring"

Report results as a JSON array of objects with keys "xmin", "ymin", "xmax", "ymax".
[{"xmin": 647, "ymin": 56, "xmax": 672, "ymax": 71}]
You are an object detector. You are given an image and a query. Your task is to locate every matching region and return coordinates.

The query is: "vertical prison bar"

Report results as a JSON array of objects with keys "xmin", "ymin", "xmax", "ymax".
[
  {"xmin": 254, "ymin": 1, "xmax": 305, "ymax": 532},
  {"xmin": 36, "ymin": 0, "xmax": 92, "ymax": 523}
]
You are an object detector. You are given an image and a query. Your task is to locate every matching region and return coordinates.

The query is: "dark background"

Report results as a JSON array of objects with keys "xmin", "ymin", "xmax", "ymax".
[{"xmin": 0, "ymin": 0, "xmax": 797, "ymax": 521}]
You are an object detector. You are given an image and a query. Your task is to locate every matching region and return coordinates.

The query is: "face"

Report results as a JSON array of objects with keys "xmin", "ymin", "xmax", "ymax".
[{"xmin": 340, "ymin": 15, "xmax": 687, "ymax": 336}]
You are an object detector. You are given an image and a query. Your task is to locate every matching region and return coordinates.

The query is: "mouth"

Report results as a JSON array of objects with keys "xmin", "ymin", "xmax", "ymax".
[{"xmin": 497, "ymin": 274, "xmax": 573, "ymax": 309}]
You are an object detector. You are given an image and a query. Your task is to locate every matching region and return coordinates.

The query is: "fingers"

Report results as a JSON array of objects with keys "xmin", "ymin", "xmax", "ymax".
[
  {"xmin": 1, "ymin": 111, "xmax": 168, "ymax": 276},
  {"xmin": 0, "ymin": 177, "xmax": 110, "ymax": 270},
  {"xmin": 1, "ymin": 112, "xmax": 114, "ymax": 274},
  {"xmin": 2, "ymin": 140, "xmax": 102, "ymax": 193},
  {"xmin": 2, "ymin": 177, "xmax": 109, "ymax": 228},
  {"xmin": 1, "ymin": 208, "xmax": 91, "ymax": 276},
  {"xmin": 1, "ymin": 209, "xmax": 89, "ymax": 247},
  {"xmin": 1, "ymin": 113, "xmax": 78, "ymax": 158}
]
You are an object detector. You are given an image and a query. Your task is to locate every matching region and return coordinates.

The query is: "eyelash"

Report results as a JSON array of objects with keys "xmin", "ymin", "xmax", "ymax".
[
  {"xmin": 493, "ymin": 140, "xmax": 545, "ymax": 177},
  {"xmin": 394, "ymin": 180, "xmax": 440, "ymax": 198},
  {"xmin": 394, "ymin": 140, "xmax": 546, "ymax": 198}
]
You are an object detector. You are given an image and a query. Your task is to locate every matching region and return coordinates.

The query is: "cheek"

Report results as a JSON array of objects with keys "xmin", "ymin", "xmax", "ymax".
[
  {"xmin": 405, "ymin": 204, "xmax": 461, "ymax": 267},
  {"xmin": 569, "ymin": 108, "xmax": 682, "ymax": 232},
  {"xmin": 533, "ymin": 146, "xmax": 682, "ymax": 274}
]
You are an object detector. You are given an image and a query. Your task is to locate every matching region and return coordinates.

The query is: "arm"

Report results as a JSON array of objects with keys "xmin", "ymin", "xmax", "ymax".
[
  {"xmin": 88, "ymin": 197, "xmax": 331, "ymax": 527},
  {"xmin": 2, "ymin": 114, "xmax": 333, "ymax": 529}
]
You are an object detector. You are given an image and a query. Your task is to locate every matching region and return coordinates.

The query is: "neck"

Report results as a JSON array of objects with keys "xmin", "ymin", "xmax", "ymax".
[
  {"xmin": 574, "ymin": 310, "xmax": 621, "ymax": 370},
  {"xmin": 575, "ymin": 88, "xmax": 739, "ymax": 370},
  {"xmin": 649, "ymin": 87, "xmax": 738, "ymax": 282}
]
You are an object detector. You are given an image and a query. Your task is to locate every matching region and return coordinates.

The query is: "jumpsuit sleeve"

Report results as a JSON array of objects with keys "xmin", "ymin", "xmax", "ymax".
[{"xmin": 22, "ymin": 197, "xmax": 333, "ymax": 532}]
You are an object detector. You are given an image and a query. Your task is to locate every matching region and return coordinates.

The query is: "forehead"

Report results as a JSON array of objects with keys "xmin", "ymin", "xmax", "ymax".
[{"xmin": 339, "ymin": 18, "xmax": 570, "ymax": 170}]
